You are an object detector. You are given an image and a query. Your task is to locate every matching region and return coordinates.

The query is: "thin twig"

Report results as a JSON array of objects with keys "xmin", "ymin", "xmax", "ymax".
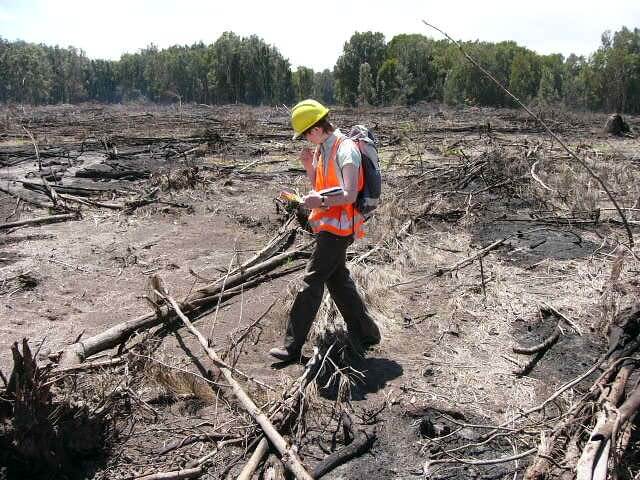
[
  {"xmin": 530, "ymin": 159, "xmax": 555, "ymax": 192},
  {"xmin": 223, "ymin": 299, "xmax": 277, "ymax": 361},
  {"xmin": 208, "ymin": 247, "xmax": 238, "ymax": 339},
  {"xmin": 540, "ymin": 302, "xmax": 582, "ymax": 336},
  {"xmin": 22, "ymin": 126, "xmax": 41, "ymax": 171},
  {"xmin": 424, "ymin": 447, "xmax": 536, "ymax": 470},
  {"xmin": 133, "ymin": 466, "xmax": 202, "ymax": 480},
  {"xmin": 479, "ymin": 257, "xmax": 487, "ymax": 303}
]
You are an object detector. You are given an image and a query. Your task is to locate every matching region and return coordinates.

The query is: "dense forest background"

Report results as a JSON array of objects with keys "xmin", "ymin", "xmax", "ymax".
[{"xmin": 1, "ymin": 27, "xmax": 639, "ymax": 113}]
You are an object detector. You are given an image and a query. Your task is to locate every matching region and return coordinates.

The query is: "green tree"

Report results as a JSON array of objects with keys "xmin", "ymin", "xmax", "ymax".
[
  {"xmin": 1, "ymin": 41, "xmax": 52, "ymax": 103},
  {"xmin": 118, "ymin": 51, "xmax": 148, "ymax": 101},
  {"xmin": 444, "ymin": 42, "xmax": 507, "ymax": 106},
  {"xmin": 376, "ymin": 58, "xmax": 399, "ymax": 104},
  {"xmin": 210, "ymin": 32, "xmax": 243, "ymax": 103},
  {"xmin": 508, "ymin": 50, "xmax": 541, "ymax": 103},
  {"xmin": 561, "ymin": 54, "xmax": 587, "ymax": 109},
  {"xmin": 5, "ymin": 26, "xmax": 639, "ymax": 113},
  {"xmin": 0, "ymin": 37, "xmax": 10, "ymax": 101},
  {"xmin": 87, "ymin": 59, "xmax": 119, "ymax": 102},
  {"xmin": 335, "ymin": 31, "xmax": 386, "ymax": 105},
  {"xmin": 189, "ymin": 42, "xmax": 215, "ymax": 104},
  {"xmin": 313, "ymin": 69, "xmax": 335, "ymax": 105},
  {"xmin": 163, "ymin": 45, "xmax": 194, "ymax": 102},
  {"xmin": 539, "ymin": 54, "xmax": 564, "ymax": 98},
  {"xmin": 537, "ymin": 65, "xmax": 559, "ymax": 104},
  {"xmin": 357, "ymin": 62, "xmax": 375, "ymax": 105},
  {"xmin": 51, "ymin": 46, "xmax": 89, "ymax": 103},
  {"xmin": 443, "ymin": 41, "xmax": 533, "ymax": 107},
  {"xmin": 269, "ymin": 54, "xmax": 293, "ymax": 105},
  {"xmin": 293, "ymin": 66, "xmax": 315, "ymax": 101},
  {"xmin": 241, "ymin": 35, "xmax": 269, "ymax": 104},
  {"xmin": 386, "ymin": 34, "xmax": 438, "ymax": 103},
  {"xmin": 589, "ymin": 27, "xmax": 640, "ymax": 113}
]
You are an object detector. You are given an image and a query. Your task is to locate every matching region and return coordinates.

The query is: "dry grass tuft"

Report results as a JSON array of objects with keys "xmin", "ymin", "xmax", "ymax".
[
  {"xmin": 149, "ymin": 365, "xmax": 217, "ymax": 403},
  {"xmin": 596, "ymin": 245, "xmax": 640, "ymax": 334},
  {"xmin": 136, "ymin": 355, "xmax": 218, "ymax": 404},
  {"xmin": 150, "ymin": 164, "xmax": 205, "ymax": 191},
  {"xmin": 531, "ymin": 148, "xmax": 640, "ymax": 217}
]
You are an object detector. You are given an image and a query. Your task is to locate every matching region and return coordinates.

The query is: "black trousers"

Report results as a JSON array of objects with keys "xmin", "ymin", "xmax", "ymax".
[{"xmin": 284, "ymin": 231, "xmax": 381, "ymax": 352}]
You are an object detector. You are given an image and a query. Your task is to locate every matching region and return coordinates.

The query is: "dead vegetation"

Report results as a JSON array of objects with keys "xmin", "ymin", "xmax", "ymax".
[{"xmin": 0, "ymin": 103, "xmax": 639, "ymax": 479}]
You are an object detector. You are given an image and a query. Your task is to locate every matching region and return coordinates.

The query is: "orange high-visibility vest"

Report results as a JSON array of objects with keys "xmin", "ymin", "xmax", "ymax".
[{"xmin": 308, "ymin": 136, "xmax": 365, "ymax": 238}]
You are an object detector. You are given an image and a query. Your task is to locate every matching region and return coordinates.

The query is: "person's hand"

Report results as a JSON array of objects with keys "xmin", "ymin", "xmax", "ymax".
[
  {"xmin": 299, "ymin": 147, "xmax": 314, "ymax": 171},
  {"xmin": 303, "ymin": 191, "xmax": 323, "ymax": 209}
]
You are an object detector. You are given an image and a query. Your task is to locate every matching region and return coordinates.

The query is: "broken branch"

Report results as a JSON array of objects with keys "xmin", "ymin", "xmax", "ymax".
[
  {"xmin": 513, "ymin": 328, "xmax": 561, "ymax": 355},
  {"xmin": 165, "ymin": 294, "xmax": 314, "ymax": 480},
  {"xmin": 237, "ymin": 436, "xmax": 269, "ymax": 480}
]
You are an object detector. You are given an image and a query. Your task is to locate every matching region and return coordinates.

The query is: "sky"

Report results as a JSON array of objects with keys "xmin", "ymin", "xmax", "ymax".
[{"xmin": 0, "ymin": 0, "xmax": 639, "ymax": 71}]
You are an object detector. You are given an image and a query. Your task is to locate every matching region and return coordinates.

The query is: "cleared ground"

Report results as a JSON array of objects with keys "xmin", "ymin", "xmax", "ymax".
[{"xmin": 1, "ymin": 103, "xmax": 639, "ymax": 479}]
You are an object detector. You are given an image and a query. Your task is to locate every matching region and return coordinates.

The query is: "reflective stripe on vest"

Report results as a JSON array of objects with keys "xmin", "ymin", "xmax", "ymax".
[{"xmin": 308, "ymin": 136, "xmax": 365, "ymax": 238}]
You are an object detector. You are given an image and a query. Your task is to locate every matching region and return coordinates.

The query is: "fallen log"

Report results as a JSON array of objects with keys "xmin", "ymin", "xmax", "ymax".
[
  {"xmin": 75, "ymin": 162, "xmax": 151, "ymax": 180},
  {"xmin": 0, "ymin": 182, "xmax": 54, "ymax": 209},
  {"xmin": 52, "ymin": 356, "xmax": 125, "ymax": 374},
  {"xmin": 20, "ymin": 180, "xmax": 120, "ymax": 197},
  {"xmin": 166, "ymin": 295, "xmax": 314, "ymax": 480},
  {"xmin": 0, "ymin": 212, "xmax": 79, "ymax": 231},
  {"xmin": 59, "ymin": 241, "xmax": 309, "ymax": 366},
  {"xmin": 56, "ymin": 193, "xmax": 123, "ymax": 209},
  {"xmin": 237, "ymin": 215, "xmax": 297, "ymax": 271},
  {"xmin": 513, "ymin": 350, "xmax": 549, "ymax": 377}
]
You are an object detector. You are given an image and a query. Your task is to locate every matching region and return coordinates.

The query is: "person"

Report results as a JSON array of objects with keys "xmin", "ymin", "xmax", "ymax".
[{"xmin": 269, "ymin": 99, "xmax": 381, "ymax": 362}]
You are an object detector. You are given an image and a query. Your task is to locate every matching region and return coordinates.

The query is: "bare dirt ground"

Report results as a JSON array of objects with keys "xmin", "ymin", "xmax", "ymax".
[{"xmin": 1, "ymin": 103, "xmax": 639, "ymax": 480}]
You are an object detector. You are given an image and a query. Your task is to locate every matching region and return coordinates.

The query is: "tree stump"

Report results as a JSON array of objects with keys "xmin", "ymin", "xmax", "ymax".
[
  {"xmin": 1, "ymin": 340, "xmax": 108, "ymax": 477},
  {"xmin": 603, "ymin": 114, "xmax": 631, "ymax": 136}
]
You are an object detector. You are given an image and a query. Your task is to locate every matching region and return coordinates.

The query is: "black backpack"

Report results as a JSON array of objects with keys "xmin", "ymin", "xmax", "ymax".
[{"xmin": 348, "ymin": 125, "xmax": 382, "ymax": 218}]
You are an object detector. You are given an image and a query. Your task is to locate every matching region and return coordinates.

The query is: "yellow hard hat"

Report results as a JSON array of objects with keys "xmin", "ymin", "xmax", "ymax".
[{"xmin": 291, "ymin": 99, "xmax": 329, "ymax": 139}]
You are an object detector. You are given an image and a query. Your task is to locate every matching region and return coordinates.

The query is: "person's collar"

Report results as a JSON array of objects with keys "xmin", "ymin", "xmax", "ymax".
[{"xmin": 320, "ymin": 129, "xmax": 342, "ymax": 153}]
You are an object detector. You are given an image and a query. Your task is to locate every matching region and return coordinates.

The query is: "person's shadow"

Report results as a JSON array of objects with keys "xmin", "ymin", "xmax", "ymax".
[
  {"xmin": 270, "ymin": 349, "xmax": 402, "ymax": 401},
  {"xmin": 319, "ymin": 353, "xmax": 403, "ymax": 401}
]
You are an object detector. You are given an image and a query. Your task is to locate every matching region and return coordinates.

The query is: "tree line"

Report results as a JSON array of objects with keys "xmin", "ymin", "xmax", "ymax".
[{"xmin": 1, "ymin": 27, "xmax": 639, "ymax": 113}]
